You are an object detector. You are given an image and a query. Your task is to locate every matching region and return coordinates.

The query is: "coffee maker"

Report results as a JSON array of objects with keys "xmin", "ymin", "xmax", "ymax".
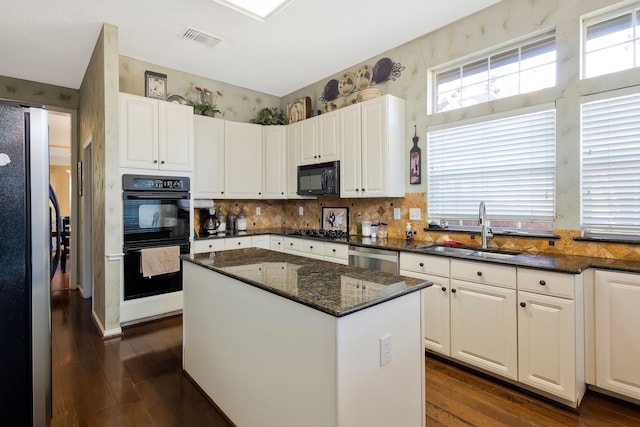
[{"xmin": 200, "ymin": 207, "xmax": 218, "ymax": 236}]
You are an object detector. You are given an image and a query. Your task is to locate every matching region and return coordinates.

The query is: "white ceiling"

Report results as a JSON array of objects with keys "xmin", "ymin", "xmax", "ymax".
[{"xmin": 0, "ymin": 0, "xmax": 500, "ymax": 97}]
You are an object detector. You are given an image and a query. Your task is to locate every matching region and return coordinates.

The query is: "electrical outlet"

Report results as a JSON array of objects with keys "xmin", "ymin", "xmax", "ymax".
[
  {"xmin": 409, "ymin": 208, "xmax": 421, "ymax": 220},
  {"xmin": 299, "ymin": 206, "xmax": 304, "ymax": 216},
  {"xmin": 394, "ymin": 208, "xmax": 401, "ymax": 220},
  {"xmin": 256, "ymin": 207, "xmax": 261, "ymax": 215},
  {"xmin": 380, "ymin": 334, "xmax": 392, "ymax": 366}
]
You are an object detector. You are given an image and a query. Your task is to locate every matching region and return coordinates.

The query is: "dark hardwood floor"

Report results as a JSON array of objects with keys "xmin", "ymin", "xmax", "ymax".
[{"xmin": 51, "ymin": 285, "xmax": 640, "ymax": 426}]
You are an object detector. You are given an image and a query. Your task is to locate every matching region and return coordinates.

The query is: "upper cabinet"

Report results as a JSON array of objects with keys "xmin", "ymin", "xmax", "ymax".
[
  {"xmin": 224, "ymin": 121, "xmax": 263, "ymax": 199},
  {"xmin": 193, "ymin": 115, "xmax": 225, "ymax": 199},
  {"xmin": 262, "ymin": 126, "xmax": 287, "ymax": 199},
  {"xmin": 339, "ymin": 95, "xmax": 405, "ymax": 198},
  {"xmin": 298, "ymin": 111, "xmax": 340, "ymax": 165},
  {"xmin": 119, "ymin": 93, "xmax": 194, "ymax": 171}
]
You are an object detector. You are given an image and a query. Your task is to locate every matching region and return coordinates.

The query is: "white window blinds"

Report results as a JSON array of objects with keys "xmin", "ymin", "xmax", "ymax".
[
  {"xmin": 581, "ymin": 91, "xmax": 640, "ymax": 230},
  {"xmin": 427, "ymin": 108, "xmax": 556, "ymax": 222}
]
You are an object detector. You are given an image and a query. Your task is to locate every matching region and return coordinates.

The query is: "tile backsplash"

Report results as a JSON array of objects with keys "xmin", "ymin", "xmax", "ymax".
[{"xmin": 195, "ymin": 192, "xmax": 640, "ymax": 261}]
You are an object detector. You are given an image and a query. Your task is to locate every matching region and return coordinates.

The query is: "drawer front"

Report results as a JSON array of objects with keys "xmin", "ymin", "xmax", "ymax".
[
  {"xmin": 270, "ymin": 236, "xmax": 284, "ymax": 252},
  {"xmin": 283, "ymin": 237, "xmax": 303, "ymax": 253},
  {"xmin": 193, "ymin": 239, "xmax": 225, "ymax": 253},
  {"xmin": 451, "ymin": 259, "xmax": 516, "ymax": 289},
  {"xmin": 224, "ymin": 237, "xmax": 252, "ymax": 250},
  {"xmin": 518, "ymin": 268, "xmax": 575, "ymax": 299},
  {"xmin": 400, "ymin": 252, "xmax": 449, "ymax": 277},
  {"xmin": 323, "ymin": 243, "xmax": 348, "ymax": 260},
  {"xmin": 301, "ymin": 240, "xmax": 323, "ymax": 257}
]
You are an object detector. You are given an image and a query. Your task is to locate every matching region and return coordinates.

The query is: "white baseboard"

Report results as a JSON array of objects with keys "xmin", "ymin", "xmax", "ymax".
[{"xmin": 92, "ymin": 310, "xmax": 123, "ymax": 339}]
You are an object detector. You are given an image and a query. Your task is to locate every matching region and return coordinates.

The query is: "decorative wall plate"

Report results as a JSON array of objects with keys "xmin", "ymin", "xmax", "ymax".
[
  {"xmin": 372, "ymin": 57, "xmax": 393, "ymax": 84},
  {"xmin": 287, "ymin": 96, "xmax": 311, "ymax": 123},
  {"xmin": 323, "ymin": 79, "xmax": 339, "ymax": 101},
  {"xmin": 355, "ymin": 65, "xmax": 373, "ymax": 90},
  {"xmin": 338, "ymin": 72, "xmax": 355, "ymax": 96}
]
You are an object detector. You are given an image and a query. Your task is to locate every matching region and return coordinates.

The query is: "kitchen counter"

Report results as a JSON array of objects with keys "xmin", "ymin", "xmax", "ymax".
[
  {"xmin": 183, "ymin": 248, "xmax": 431, "ymax": 317},
  {"xmin": 195, "ymin": 228, "xmax": 640, "ymax": 274},
  {"xmin": 182, "ymin": 247, "xmax": 428, "ymax": 426}
]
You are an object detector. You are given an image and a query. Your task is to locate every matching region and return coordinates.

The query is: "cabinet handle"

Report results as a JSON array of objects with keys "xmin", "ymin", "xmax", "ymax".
[
  {"xmin": 441, "ymin": 287, "xmax": 446, "ymax": 292},
  {"xmin": 355, "ymin": 189, "xmax": 359, "ymax": 192},
  {"xmin": 314, "ymin": 155, "xmax": 318, "ymax": 159},
  {"xmin": 332, "ymin": 249, "xmax": 336, "ymax": 253},
  {"xmin": 451, "ymin": 288, "xmax": 457, "ymax": 293},
  {"xmin": 290, "ymin": 242, "xmax": 294, "ymax": 246},
  {"xmin": 161, "ymin": 160, "xmax": 165, "ymax": 164},
  {"xmin": 419, "ymin": 262, "xmax": 424, "ymax": 267},
  {"xmin": 278, "ymin": 242, "xmax": 281, "ymax": 245},
  {"xmin": 310, "ymin": 245, "xmax": 313, "ymax": 249},
  {"xmin": 361, "ymin": 188, "xmax": 365, "ymax": 192},
  {"xmin": 520, "ymin": 302, "xmax": 526, "ymax": 308},
  {"xmin": 258, "ymin": 192, "xmax": 262, "ymax": 195},
  {"xmin": 477, "ymin": 271, "xmax": 483, "ymax": 276},
  {"xmin": 539, "ymin": 280, "xmax": 546, "ymax": 286},
  {"xmin": 221, "ymin": 191, "xmax": 224, "ymax": 194},
  {"xmin": 237, "ymin": 242, "xmax": 241, "ymax": 245},
  {"xmin": 153, "ymin": 160, "xmax": 158, "ymax": 164}
]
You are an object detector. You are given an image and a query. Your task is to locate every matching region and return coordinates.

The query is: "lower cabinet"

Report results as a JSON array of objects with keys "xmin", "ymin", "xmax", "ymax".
[
  {"xmin": 450, "ymin": 279, "xmax": 518, "ymax": 381},
  {"xmin": 593, "ymin": 270, "xmax": 640, "ymax": 401}
]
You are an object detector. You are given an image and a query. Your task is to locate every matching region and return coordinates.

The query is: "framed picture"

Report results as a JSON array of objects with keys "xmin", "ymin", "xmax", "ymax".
[
  {"xmin": 145, "ymin": 70, "xmax": 167, "ymax": 100},
  {"xmin": 287, "ymin": 96, "xmax": 311, "ymax": 123},
  {"xmin": 321, "ymin": 207, "xmax": 349, "ymax": 232}
]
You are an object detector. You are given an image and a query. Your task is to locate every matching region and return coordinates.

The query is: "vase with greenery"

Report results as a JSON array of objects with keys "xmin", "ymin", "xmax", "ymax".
[
  {"xmin": 188, "ymin": 86, "xmax": 222, "ymax": 117},
  {"xmin": 250, "ymin": 107, "xmax": 289, "ymax": 125}
]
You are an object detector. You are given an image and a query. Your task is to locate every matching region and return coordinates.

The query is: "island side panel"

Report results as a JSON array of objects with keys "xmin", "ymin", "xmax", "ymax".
[
  {"xmin": 183, "ymin": 262, "xmax": 338, "ymax": 427},
  {"xmin": 336, "ymin": 291, "xmax": 425, "ymax": 427}
]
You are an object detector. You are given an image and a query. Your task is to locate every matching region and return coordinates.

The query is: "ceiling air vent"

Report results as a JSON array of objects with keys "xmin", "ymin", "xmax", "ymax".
[{"xmin": 182, "ymin": 27, "xmax": 223, "ymax": 48}]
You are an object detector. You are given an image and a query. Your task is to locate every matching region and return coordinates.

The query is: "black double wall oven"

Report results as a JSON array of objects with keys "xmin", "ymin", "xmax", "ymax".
[{"xmin": 122, "ymin": 174, "xmax": 190, "ymax": 300}]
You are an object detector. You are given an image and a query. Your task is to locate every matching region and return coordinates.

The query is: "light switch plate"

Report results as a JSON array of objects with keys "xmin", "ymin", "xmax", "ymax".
[
  {"xmin": 394, "ymin": 208, "xmax": 401, "ymax": 220},
  {"xmin": 409, "ymin": 208, "xmax": 421, "ymax": 220},
  {"xmin": 299, "ymin": 206, "xmax": 304, "ymax": 216},
  {"xmin": 256, "ymin": 207, "xmax": 261, "ymax": 215},
  {"xmin": 380, "ymin": 334, "xmax": 392, "ymax": 366}
]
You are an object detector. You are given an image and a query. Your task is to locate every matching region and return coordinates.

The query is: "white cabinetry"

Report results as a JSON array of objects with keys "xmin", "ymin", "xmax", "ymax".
[
  {"xmin": 339, "ymin": 95, "xmax": 405, "ymax": 198},
  {"xmin": 517, "ymin": 268, "xmax": 584, "ymax": 403},
  {"xmin": 593, "ymin": 270, "xmax": 640, "ymax": 401},
  {"xmin": 224, "ymin": 236, "xmax": 252, "ymax": 250},
  {"xmin": 400, "ymin": 253, "xmax": 451, "ymax": 356},
  {"xmin": 193, "ymin": 239, "xmax": 225, "ymax": 254},
  {"xmin": 193, "ymin": 115, "xmax": 225, "ymax": 199},
  {"xmin": 323, "ymin": 242, "xmax": 348, "ymax": 265},
  {"xmin": 270, "ymin": 235, "xmax": 284, "ymax": 252},
  {"xmin": 450, "ymin": 259, "xmax": 518, "ymax": 380},
  {"xmin": 120, "ymin": 93, "xmax": 194, "ymax": 171},
  {"xmin": 298, "ymin": 112, "xmax": 340, "ymax": 165},
  {"xmin": 252, "ymin": 235, "xmax": 270, "ymax": 249},
  {"xmin": 262, "ymin": 126, "xmax": 287, "ymax": 199},
  {"xmin": 224, "ymin": 121, "xmax": 263, "ymax": 199},
  {"xmin": 283, "ymin": 236, "xmax": 323, "ymax": 260}
]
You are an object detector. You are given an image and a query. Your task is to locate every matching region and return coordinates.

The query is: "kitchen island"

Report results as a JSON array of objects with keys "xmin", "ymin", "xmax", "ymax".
[{"xmin": 182, "ymin": 248, "xmax": 431, "ymax": 427}]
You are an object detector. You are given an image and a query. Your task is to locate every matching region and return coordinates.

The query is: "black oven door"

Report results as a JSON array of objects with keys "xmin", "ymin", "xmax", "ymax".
[
  {"xmin": 123, "ymin": 240, "xmax": 189, "ymax": 300},
  {"xmin": 123, "ymin": 191, "xmax": 190, "ymax": 245}
]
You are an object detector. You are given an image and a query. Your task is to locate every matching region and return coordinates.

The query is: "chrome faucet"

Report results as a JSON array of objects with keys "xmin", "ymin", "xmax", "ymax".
[{"xmin": 478, "ymin": 201, "xmax": 493, "ymax": 249}]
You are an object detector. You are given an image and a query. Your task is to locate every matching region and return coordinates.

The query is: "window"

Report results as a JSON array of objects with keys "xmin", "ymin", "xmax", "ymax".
[
  {"xmin": 581, "ymin": 90, "xmax": 640, "ymax": 231},
  {"xmin": 427, "ymin": 107, "xmax": 556, "ymax": 229},
  {"xmin": 434, "ymin": 34, "xmax": 556, "ymax": 113},
  {"xmin": 583, "ymin": 5, "xmax": 640, "ymax": 79}
]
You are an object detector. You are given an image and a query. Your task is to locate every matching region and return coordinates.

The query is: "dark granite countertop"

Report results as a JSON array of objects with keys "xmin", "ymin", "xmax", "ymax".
[
  {"xmin": 194, "ymin": 228, "xmax": 640, "ymax": 274},
  {"xmin": 182, "ymin": 248, "xmax": 432, "ymax": 317}
]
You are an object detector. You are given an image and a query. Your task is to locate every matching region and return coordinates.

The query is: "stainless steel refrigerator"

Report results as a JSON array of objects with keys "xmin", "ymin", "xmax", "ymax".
[{"xmin": 0, "ymin": 103, "xmax": 58, "ymax": 426}]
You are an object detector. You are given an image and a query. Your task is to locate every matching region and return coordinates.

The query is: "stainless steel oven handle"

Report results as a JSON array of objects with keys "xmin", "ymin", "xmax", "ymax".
[{"xmin": 124, "ymin": 193, "xmax": 190, "ymax": 200}]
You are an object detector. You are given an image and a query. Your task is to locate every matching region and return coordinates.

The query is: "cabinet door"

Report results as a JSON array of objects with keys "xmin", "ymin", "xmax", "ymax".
[
  {"xmin": 360, "ymin": 96, "xmax": 387, "ymax": 197},
  {"xmin": 450, "ymin": 279, "xmax": 518, "ymax": 380},
  {"xmin": 224, "ymin": 121, "xmax": 263, "ymax": 199},
  {"xmin": 224, "ymin": 236, "xmax": 252, "ymax": 250},
  {"xmin": 423, "ymin": 275, "xmax": 451, "ymax": 356},
  {"xmin": 193, "ymin": 116, "xmax": 225, "ymax": 199},
  {"xmin": 318, "ymin": 111, "xmax": 340, "ymax": 162},
  {"xmin": 286, "ymin": 122, "xmax": 301, "ymax": 198},
  {"xmin": 270, "ymin": 235, "xmax": 284, "ymax": 252},
  {"xmin": 252, "ymin": 235, "xmax": 270, "ymax": 249},
  {"xmin": 518, "ymin": 290, "xmax": 576, "ymax": 400},
  {"xmin": 595, "ymin": 270, "xmax": 640, "ymax": 400},
  {"xmin": 158, "ymin": 101, "xmax": 194, "ymax": 171},
  {"xmin": 339, "ymin": 103, "xmax": 362, "ymax": 197},
  {"xmin": 262, "ymin": 126, "xmax": 287, "ymax": 199},
  {"xmin": 119, "ymin": 93, "xmax": 158, "ymax": 169},
  {"xmin": 298, "ymin": 116, "xmax": 319, "ymax": 165}
]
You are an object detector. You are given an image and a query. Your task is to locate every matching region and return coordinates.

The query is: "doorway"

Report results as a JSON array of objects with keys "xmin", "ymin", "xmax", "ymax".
[{"xmin": 48, "ymin": 110, "xmax": 73, "ymax": 291}]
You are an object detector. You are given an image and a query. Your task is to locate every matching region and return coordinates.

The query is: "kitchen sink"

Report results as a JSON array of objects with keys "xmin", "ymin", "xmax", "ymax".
[{"xmin": 418, "ymin": 244, "xmax": 519, "ymax": 260}]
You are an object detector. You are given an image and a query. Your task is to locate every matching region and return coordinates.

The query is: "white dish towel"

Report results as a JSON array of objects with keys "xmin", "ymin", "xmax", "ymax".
[{"xmin": 140, "ymin": 246, "xmax": 180, "ymax": 277}]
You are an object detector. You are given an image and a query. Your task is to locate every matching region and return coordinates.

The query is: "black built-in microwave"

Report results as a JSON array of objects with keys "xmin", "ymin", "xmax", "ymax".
[{"xmin": 297, "ymin": 161, "xmax": 340, "ymax": 196}]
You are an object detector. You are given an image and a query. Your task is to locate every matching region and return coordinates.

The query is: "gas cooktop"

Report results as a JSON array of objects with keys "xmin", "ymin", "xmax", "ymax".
[{"xmin": 292, "ymin": 229, "xmax": 349, "ymax": 240}]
